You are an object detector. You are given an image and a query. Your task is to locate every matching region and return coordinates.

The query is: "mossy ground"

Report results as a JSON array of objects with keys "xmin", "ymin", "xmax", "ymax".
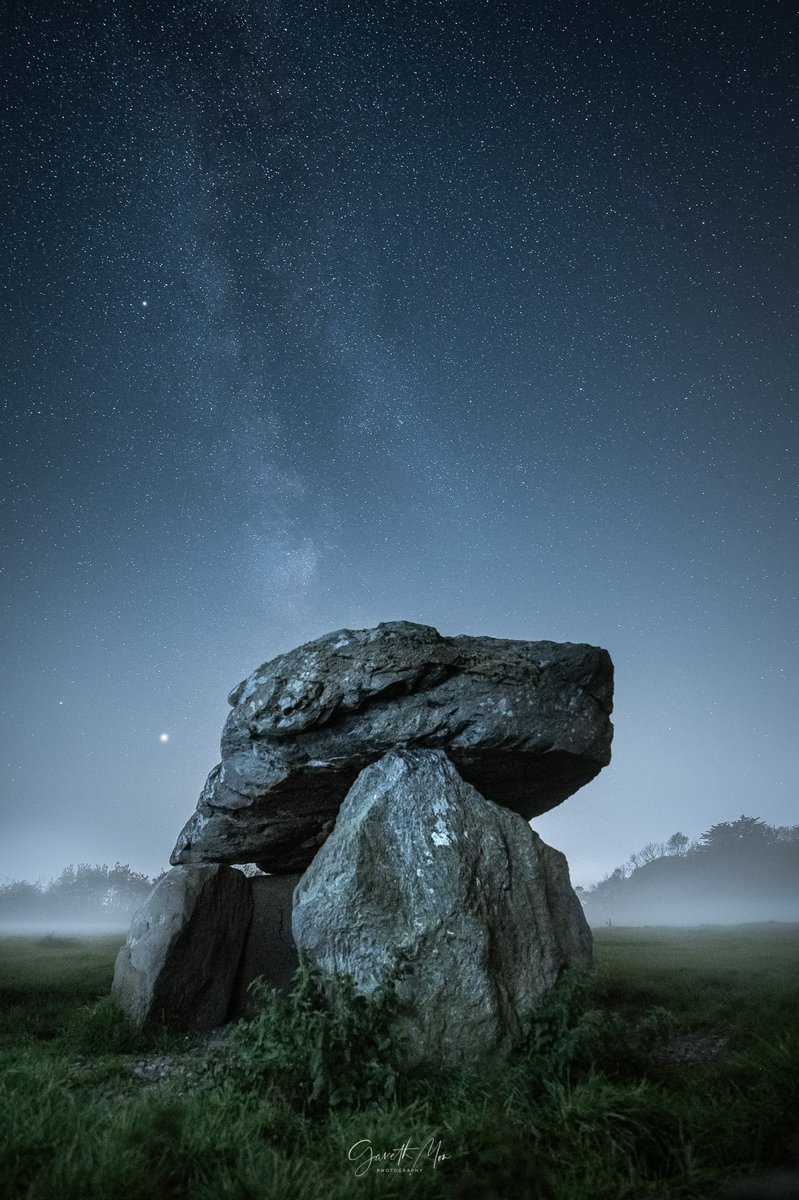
[{"xmin": 1, "ymin": 925, "xmax": 797, "ymax": 1199}]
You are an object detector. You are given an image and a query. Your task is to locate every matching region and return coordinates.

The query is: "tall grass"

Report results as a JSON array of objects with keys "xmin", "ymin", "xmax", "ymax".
[{"xmin": 1, "ymin": 926, "xmax": 797, "ymax": 1198}]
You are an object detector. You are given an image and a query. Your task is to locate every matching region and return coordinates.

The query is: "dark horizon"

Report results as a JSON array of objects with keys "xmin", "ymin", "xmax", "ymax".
[{"xmin": 3, "ymin": 814, "xmax": 798, "ymax": 933}]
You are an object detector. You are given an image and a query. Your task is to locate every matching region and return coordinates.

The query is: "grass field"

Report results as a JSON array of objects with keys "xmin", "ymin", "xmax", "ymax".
[{"xmin": 1, "ymin": 925, "xmax": 798, "ymax": 1199}]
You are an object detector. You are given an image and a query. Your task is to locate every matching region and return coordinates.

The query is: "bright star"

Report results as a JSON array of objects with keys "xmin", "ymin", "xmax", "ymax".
[
  {"xmin": 141, "ymin": 300, "xmax": 148, "ymax": 308},
  {"xmin": 159, "ymin": 732, "xmax": 169, "ymax": 742}
]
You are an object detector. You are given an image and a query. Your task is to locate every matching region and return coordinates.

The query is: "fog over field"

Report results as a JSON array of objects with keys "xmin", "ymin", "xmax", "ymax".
[
  {"xmin": 578, "ymin": 817, "xmax": 799, "ymax": 927},
  {"xmin": 2, "ymin": 816, "xmax": 797, "ymax": 932}
]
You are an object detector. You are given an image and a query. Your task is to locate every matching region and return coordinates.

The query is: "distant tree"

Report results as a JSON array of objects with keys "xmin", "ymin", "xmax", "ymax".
[
  {"xmin": 699, "ymin": 816, "xmax": 771, "ymax": 853},
  {"xmin": 607, "ymin": 866, "xmax": 629, "ymax": 886},
  {"xmin": 637, "ymin": 842, "xmax": 666, "ymax": 864},
  {"xmin": 46, "ymin": 863, "xmax": 118, "ymax": 919},
  {"xmin": 0, "ymin": 880, "xmax": 44, "ymax": 921},
  {"xmin": 666, "ymin": 832, "xmax": 690, "ymax": 857},
  {"xmin": 773, "ymin": 825, "xmax": 799, "ymax": 844},
  {"xmin": 101, "ymin": 863, "xmax": 154, "ymax": 917},
  {"xmin": 0, "ymin": 863, "xmax": 161, "ymax": 927}
]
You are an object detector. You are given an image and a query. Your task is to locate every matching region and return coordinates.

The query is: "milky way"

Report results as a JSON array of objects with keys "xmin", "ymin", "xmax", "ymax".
[{"xmin": 2, "ymin": 1, "xmax": 797, "ymax": 885}]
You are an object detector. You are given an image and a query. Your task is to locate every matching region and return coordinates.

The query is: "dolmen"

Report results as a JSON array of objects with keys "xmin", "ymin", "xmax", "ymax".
[{"xmin": 113, "ymin": 621, "xmax": 613, "ymax": 1066}]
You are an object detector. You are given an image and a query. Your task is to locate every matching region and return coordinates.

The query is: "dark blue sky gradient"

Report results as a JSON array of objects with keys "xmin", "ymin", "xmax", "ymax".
[{"xmin": 2, "ymin": 1, "xmax": 796, "ymax": 886}]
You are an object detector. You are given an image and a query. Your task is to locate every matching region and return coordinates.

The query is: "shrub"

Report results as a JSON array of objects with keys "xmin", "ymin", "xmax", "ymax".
[{"xmin": 207, "ymin": 957, "xmax": 402, "ymax": 1115}]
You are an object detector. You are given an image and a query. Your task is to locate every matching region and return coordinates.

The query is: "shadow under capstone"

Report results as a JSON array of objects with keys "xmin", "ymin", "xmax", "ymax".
[{"xmin": 227, "ymin": 873, "xmax": 301, "ymax": 1018}]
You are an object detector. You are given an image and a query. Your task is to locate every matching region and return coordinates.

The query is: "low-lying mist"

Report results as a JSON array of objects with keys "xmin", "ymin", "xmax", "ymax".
[
  {"xmin": 3, "ymin": 818, "xmax": 798, "ymax": 933},
  {"xmin": 0, "ymin": 918, "xmax": 131, "ymax": 937},
  {"xmin": 0, "ymin": 863, "xmax": 159, "ymax": 937},
  {"xmin": 587, "ymin": 898, "xmax": 799, "ymax": 928},
  {"xmin": 580, "ymin": 816, "xmax": 799, "ymax": 928}
]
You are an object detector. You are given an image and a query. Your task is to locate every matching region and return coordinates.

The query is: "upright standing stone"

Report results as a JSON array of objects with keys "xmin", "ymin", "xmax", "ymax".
[
  {"xmin": 112, "ymin": 865, "xmax": 252, "ymax": 1030},
  {"xmin": 292, "ymin": 748, "xmax": 592, "ymax": 1068}
]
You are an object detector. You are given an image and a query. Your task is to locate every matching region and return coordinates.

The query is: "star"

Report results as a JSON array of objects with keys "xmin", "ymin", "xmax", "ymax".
[{"xmin": 2, "ymin": 0, "xmax": 795, "ymax": 901}]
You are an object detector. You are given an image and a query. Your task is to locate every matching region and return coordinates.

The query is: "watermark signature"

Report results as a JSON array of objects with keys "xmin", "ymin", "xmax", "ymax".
[{"xmin": 348, "ymin": 1137, "xmax": 450, "ymax": 1177}]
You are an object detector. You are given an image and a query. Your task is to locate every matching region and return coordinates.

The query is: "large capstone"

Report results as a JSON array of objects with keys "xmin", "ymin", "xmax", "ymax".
[
  {"xmin": 112, "ymin": 864, "xmax": 252, "ymax": 1030},
  {"xmin": 291, "ymin": 748, "xmax": 592, "ymax": 1068},
  {"xmin": 171, "ymin": 621, "xmax": 613, "ymax": 872}
]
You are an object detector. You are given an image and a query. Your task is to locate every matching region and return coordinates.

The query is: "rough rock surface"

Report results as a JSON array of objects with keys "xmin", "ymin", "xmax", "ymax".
[
  {"xmin": 292, "ymin": 748, "xmax": 592, "ymax": 1068},
  {"xmin": 171, "ymin": 621, "xmax": 613, "ymax": 872},
  {"xmin": 112, "ymin": 865, "xmax": 252, "ymax": 1030},
  {"xmin": 227, "ymin": 873, "xmax": 301, "ymax": 1018}
]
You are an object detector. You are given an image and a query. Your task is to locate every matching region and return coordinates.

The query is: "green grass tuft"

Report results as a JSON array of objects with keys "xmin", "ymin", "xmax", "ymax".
[{"xmin": 208, "ymin": 956, "xmax": 401, "ymax": 1114}]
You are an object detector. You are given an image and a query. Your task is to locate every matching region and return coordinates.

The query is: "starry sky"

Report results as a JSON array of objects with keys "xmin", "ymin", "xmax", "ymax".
[{"xmin": 2, "ymin": 0, "xmax": 797, "ymax": 889}]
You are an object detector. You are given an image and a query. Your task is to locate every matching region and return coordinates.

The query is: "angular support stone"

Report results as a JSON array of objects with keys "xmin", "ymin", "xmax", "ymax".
[
  {"xmin": 292, "ymin": 748, "xmax": 592, "ymax": 1068},
  {"xmin": 112, "ymin": 864, "xmax": 252, "ymax": 1030}
]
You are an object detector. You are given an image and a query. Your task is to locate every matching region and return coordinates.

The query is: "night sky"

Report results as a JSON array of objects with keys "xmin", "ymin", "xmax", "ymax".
[{"xmin": 2, "ymin": 1, "xmax": 797, "ymax": 889}]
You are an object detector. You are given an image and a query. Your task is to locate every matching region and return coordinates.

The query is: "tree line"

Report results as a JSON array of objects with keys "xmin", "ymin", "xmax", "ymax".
[
  {"xmin": 3, "ymin": 816, "xmax": 797, "ymax": 929},
  {"xmin": 579, "ymin": 816, "xmax": 799, "ymax": 925},
  {"xmin": 0, "ymin": 863, "xmax": 162, "ymax": 928}
]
